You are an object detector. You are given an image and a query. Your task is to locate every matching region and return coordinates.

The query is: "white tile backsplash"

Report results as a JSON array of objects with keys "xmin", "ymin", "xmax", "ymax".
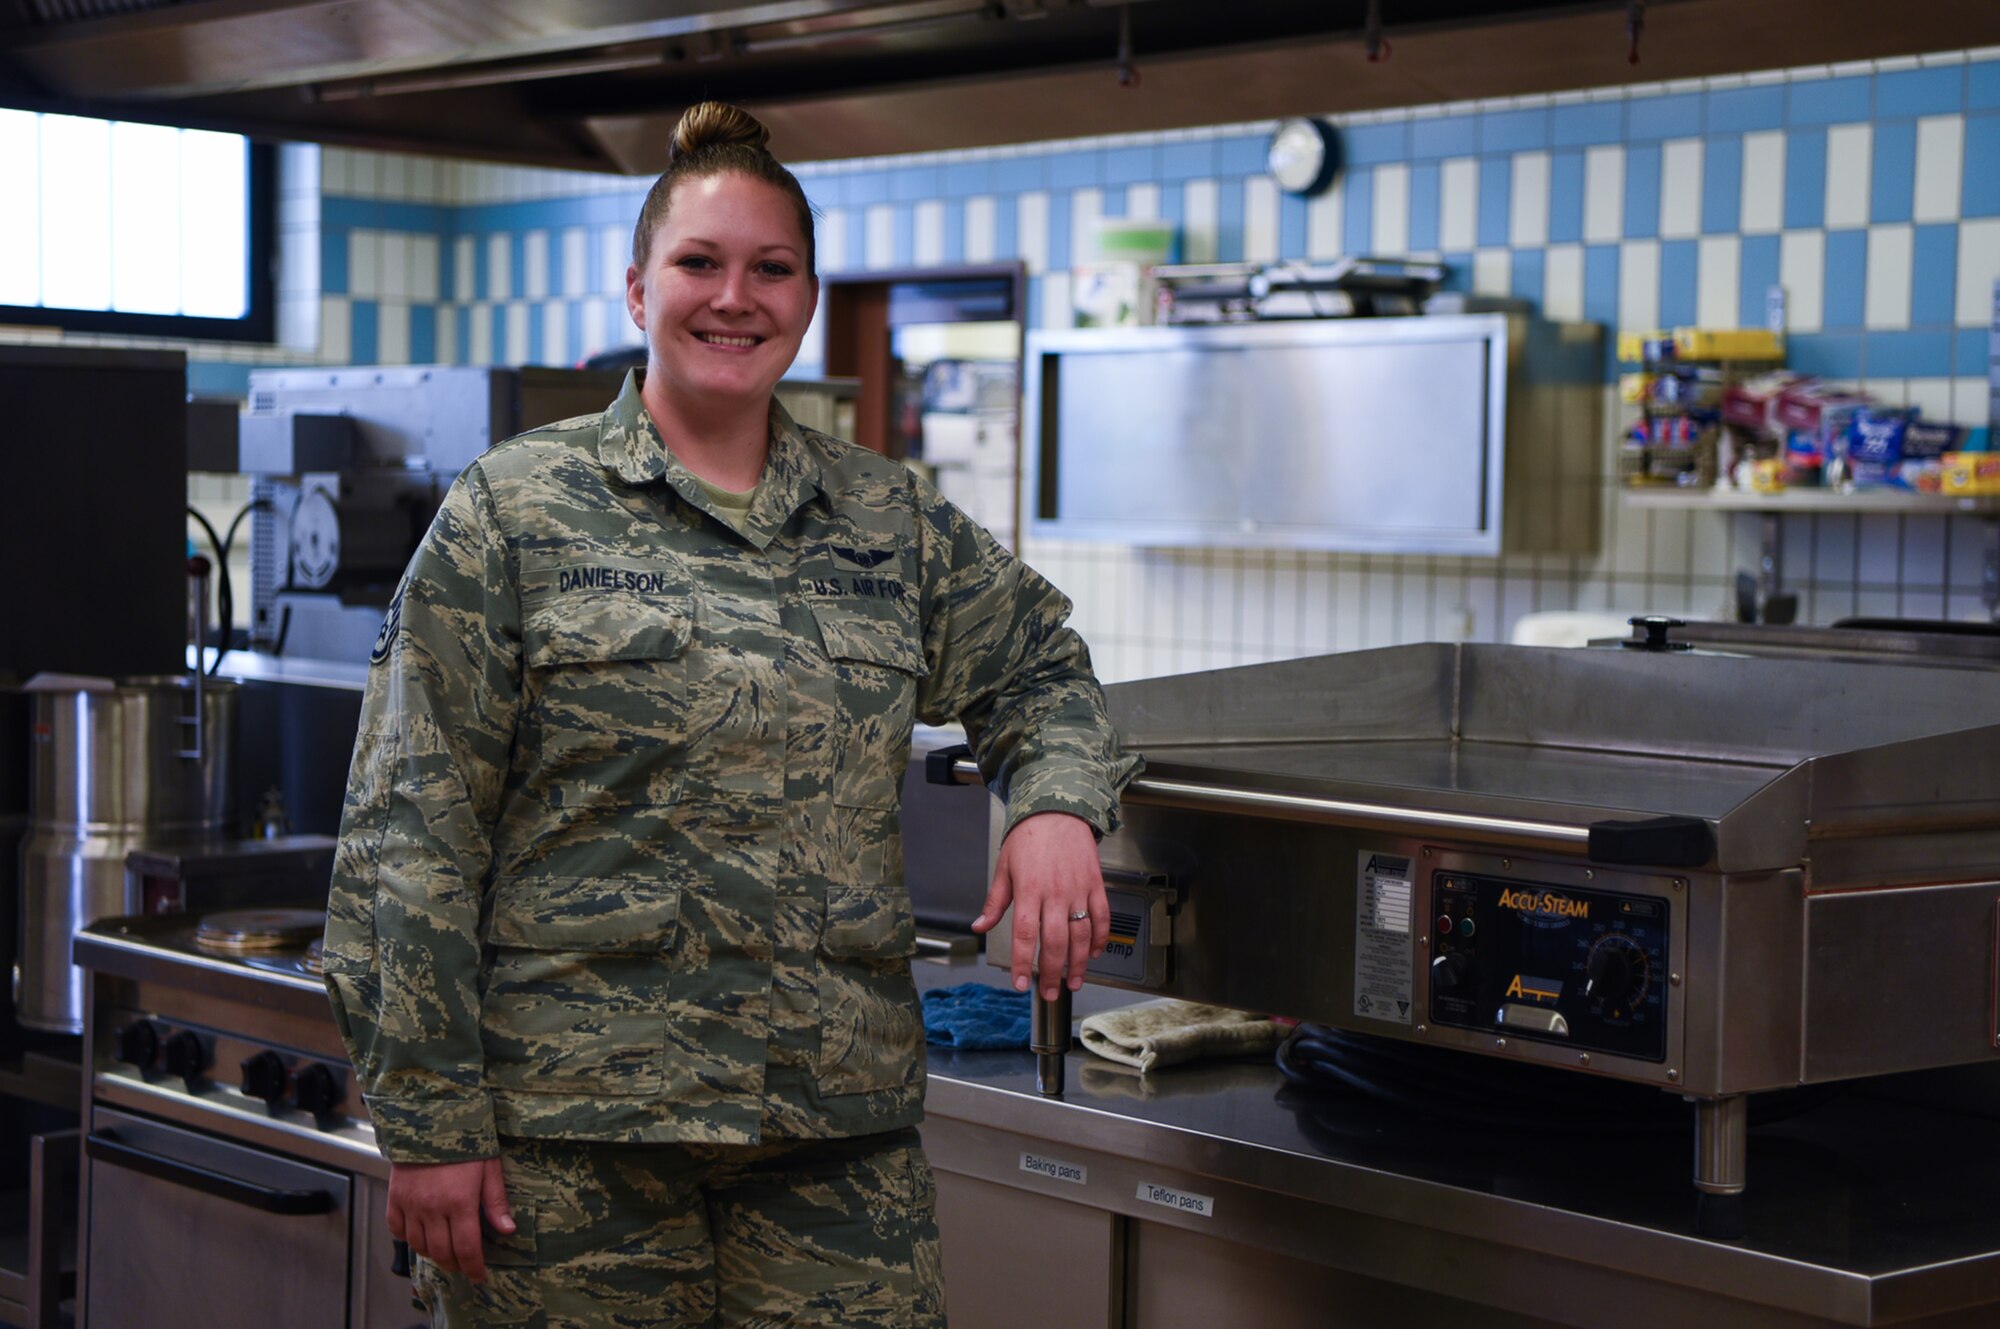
[
  {"xmin": 1864, "ymin": 224, "xmax": 1914, "ymax": 329},
  {"xmin": 1779, "ymin": 229, "xmax": 1826, "ymax": 331},
  {"xmin": 1544, "ymin": 244, "xmax": 1584, "ymax": 322},
  {"xmin": 1178, "ymin": 182, "xmax": 1216, "ymax": 265},
  {"xmin": 1510, "ymin": 152, "xmax": 1550, "ymax": 247},
  {"xmin": 1913, "ymin": 115, "xmax": 1965, "ymax": 224},
  {"xmin": 1619, "ymin": 239, "xmax": 1661, "ymax": 331},
  {"xmin": 1583, "ymin": 146, "xmax": 1624, "ymax": 244},
  {"xmin": 1697, "ymin": 235, "xmax": 1740, "ymax": 328},
  {"xmin": 1307, "ymin": 185, "xmax": 1343, "ymax": 260},
  {"xmin": 1370, "ymin": 166, "xmax": 1408, "ymax": 258},
  {"xmin": 1440, "ymin": 157, "xmax": 1478, "ymax": 251},
  {"xmin": 1824, "ymin": 123, "xmax": 1873, "ymax": 229},
  {"xmin": 1659, "ymin": 139, "xmax": 1703, "ymax": 240},
  {"xmin": 1956, "ymin": 218, "xmax": 2000, "ymax": 326},
  {"xmin": 1740, "ymin": 131, "xmax": 1785, "ymax": 234}
]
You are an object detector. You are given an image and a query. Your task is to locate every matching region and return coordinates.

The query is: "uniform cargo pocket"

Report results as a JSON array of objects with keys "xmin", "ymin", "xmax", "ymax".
[
  {"xmin": 485, "ymin": 876, "xmax": 681, "ymax": 952},
  {"xmin": 521, "ymin": 593, "xmax": 694, "ymax": 807},
  {"xmin": 813, "ymin": 605, "xmax": 925, "ymax": 811},
  {"xmin": 480, "ymin": 877, "xmax": 678, "ymax": 1097},
  {"xmin": 822, "ymin": 885, "xmax": 918, "ymax": 960},
  {"xmin": 815, "ymin": 883, "xmax": 921, "ymax": 1097}
]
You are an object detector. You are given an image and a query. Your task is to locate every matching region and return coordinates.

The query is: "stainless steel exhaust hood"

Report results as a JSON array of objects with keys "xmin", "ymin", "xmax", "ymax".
[{"xmin": 4, "ymin": 1, "xmax": 1999, "ymax": 172}]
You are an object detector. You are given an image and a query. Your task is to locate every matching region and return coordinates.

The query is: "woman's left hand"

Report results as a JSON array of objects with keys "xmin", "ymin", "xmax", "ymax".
[{"xmin": 971, "ymin": 811, "xmax": 1104, "ymax": 1000}]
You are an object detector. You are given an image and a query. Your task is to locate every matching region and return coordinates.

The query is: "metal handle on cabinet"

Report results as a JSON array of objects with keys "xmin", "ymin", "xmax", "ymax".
[
  {"xmin": 942, "ymin": 756, "xmax": 1595, "ymax": 855},
  {"xmin": 86, "ymin": 1131, "xmax": 337, "ymax": 1216}
]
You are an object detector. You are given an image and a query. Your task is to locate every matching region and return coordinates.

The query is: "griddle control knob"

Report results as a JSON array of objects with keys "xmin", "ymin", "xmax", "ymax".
[
  {"xmin": 294, "ymin": 1063, "xmax": 346, "ymax": 1117},
  {"xmin": 115, "ymin": 1019, "xmax": 161, "ymax": 1070},
  {"xmin": 1431, "ymin": 950, "xmax": 1472, "ymax": 990},
  {"xmin": 239, "ymin": 1050, "xmax": 289, "ymax": 1110},
  {"xmin": 1586, "ymin": 935, "xmax": 1647, "ymax": 1007},
  {"xmin": 163, "ymin": 1029, "xmax": 209, "ymax": 1087}
]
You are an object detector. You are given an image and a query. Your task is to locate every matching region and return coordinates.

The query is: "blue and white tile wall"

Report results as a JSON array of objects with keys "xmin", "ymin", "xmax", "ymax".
[{"xmin": 68, "ymin": 48, "xmax": 2000, "ymax": 673}]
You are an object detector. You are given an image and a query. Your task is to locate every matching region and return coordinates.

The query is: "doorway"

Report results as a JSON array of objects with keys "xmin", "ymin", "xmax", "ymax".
[{"xmin": 822, "ymin": 263, "xmax": 1027, "ymax": 548}]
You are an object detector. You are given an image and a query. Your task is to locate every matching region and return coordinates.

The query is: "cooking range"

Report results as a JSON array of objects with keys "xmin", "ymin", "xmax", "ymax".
[{"xmin": 74, "ymin": 909, "xmax": 417, "ymax": 1329}]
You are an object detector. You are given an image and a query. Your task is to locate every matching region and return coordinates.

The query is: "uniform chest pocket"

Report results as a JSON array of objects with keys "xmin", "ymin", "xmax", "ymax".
[
  {"xmin": 814, "ymin": 605, "xmax": 927, "ymax": 811},
  {"xmin": 480, "ymin": 876, "xmax": 680, "ymax": 1097},
  {"xmin": 522, "ymin": 592, "xmax": 694, "ymax": 807}
]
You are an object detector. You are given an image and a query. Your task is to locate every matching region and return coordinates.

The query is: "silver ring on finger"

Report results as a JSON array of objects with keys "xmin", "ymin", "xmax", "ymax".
[{"xmin": 1068, "ymin": 909, "xmax": 1090, "ymax": 922}]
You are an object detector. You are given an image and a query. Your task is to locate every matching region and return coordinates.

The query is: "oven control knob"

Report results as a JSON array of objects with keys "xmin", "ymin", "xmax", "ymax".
[
  {"xmin": 294, "ymin": 1063, "xmax": 345, "ymax": 1116},
  {"xmin": 116, "ymin": 1019, "xmax": 161, "ymax": 1069},
  {"xmin": 1431, "ymin": 950, "xmax": 1472, "ymax": 990},
  {"xmin": 163, "ymin": 1030, "xmax": 209, "ymax": 1085},
  {"xmin": 239, "ymin": 1050, "xmax": 289, "ymax": 1109}
]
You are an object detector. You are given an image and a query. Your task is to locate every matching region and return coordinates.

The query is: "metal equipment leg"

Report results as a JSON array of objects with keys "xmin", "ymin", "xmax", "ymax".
[
  {"xmin": 1692, "ymin": 1094, "xmax": 1748, "ymax": 1195},
  {"xmin": 1982, "ymin": 517, "xmax": 1999, "ymax": 624},
  {"xmin": 1032, "ymin": 987, "xmax": 1072, "ymax": 1097},
  {"xmin": 1758, "ymin": 513, "xmax": 1783, "ymax": 613}
]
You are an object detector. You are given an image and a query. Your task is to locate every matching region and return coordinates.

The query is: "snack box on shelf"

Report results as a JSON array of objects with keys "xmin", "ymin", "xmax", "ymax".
[
  {"xmin": 1616, "ymin": 327, "xmax": 1786, "ymax": 364},
  {"xmin": 1942, "ymin": 452, "xmax": 2000, "ymax": 496}
]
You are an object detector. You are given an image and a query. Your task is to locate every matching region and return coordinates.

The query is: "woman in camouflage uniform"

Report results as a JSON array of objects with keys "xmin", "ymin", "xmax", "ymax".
[{"xmin": 324, "ymin": 101, "xmax": 1137, "ymax": 1327}]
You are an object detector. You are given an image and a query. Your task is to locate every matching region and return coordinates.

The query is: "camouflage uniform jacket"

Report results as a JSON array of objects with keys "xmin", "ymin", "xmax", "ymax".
[{"xmin": 324, "ymin": 372, "xmax": 1137, "ymax": 1164}]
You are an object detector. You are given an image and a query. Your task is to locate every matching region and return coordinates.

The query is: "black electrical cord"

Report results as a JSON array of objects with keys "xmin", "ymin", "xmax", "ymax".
[
  {"xmin": 184, "ymin": 506, "xmax": 230, "ymax": 675},
  {"xmin": 222, "ymin": 497, "xmax": 272, "ymax": 561},
  {"xmin": 1276, "ymin": 1023, "xmax": 1839, "ymax": 1135}
]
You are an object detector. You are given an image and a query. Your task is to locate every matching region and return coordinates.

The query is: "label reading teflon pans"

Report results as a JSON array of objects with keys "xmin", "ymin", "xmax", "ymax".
[
  {"xmin": 1137, "ymin": 1182, "xmax": 1214, "ymax": 1218},
  {"xmin": 1353, "ymin": 851, "xmax": 1414, "ymax": 1025}
]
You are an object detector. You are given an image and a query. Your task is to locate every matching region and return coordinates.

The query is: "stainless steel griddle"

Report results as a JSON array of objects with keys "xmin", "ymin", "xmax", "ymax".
[{"xmin": 968, "ymin": 638, "xmax": 2000, "ymax": 1196}]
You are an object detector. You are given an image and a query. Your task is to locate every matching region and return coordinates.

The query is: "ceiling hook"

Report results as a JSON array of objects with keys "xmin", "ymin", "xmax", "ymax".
[
  {"xmin": 1626, "ymin": 0, "xmax": 1646, "ymax": 65},
  {"xmin": 1116, "ymin": 3, "xmax": 1139, "ymax": 88},
  {"xmin": 1365, "ymin": 0, "xmax": 1391, "ymax": 63}
]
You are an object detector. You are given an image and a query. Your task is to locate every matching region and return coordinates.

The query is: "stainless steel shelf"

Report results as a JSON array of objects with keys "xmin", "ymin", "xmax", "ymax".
[
  {"xmin": 1621, "ymin": 487, "xmax": 2000, "ymax": 516},
  {"xmin": 0, "ymin": 1054, "xmax": 82, "ymax": 1116}
]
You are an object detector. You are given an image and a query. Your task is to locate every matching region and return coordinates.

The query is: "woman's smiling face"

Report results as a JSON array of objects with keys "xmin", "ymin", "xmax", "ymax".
[{"xmin": 627, "ymin": 170, "xmax": 818, "ymax": 413}]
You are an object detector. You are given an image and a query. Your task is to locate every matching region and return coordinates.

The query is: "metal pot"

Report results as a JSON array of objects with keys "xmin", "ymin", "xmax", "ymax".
[{"xmin": 16, "ymin": 676, "xmax": 235, "ymax": 1033}]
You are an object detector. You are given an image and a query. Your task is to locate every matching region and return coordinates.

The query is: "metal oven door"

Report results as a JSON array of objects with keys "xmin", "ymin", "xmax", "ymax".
[{"xmin": 80, "ymin": 1106, "xmax": 350, "ymax": 1329}]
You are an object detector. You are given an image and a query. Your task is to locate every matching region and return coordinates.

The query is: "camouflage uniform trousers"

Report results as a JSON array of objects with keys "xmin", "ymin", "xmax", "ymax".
[{"xmin": 413, "ymin": 1128, "xmax": 945, "ymax": 1328}]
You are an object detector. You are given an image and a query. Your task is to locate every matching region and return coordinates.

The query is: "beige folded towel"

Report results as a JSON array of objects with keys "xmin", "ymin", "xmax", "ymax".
[{"xmin": 1078, "ymin": 998, "xmax": 1283, "ymax": 1073}]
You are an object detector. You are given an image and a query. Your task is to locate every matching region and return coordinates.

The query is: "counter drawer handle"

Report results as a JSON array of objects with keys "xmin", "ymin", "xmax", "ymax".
[{"xmin": 86, "ymin": 1131, "xmax": 338, "ymax": 1216}]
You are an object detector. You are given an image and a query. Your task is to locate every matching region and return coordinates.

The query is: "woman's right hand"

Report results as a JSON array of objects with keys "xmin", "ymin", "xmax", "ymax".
[{"xmin": 387, "ymin": 1156, "xmax": 515, "ymax": 1283}]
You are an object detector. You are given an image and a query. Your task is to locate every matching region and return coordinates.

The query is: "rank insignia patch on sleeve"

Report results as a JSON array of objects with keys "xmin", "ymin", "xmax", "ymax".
[{"xmin": 370, "ymin": 588, "xmax": 405, "ymax": 665}]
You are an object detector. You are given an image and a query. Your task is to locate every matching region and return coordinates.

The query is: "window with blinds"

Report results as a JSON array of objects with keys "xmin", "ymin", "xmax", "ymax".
[{"xmin": 0, "ymin": 110, "xmax": 273, "ymax": 342}]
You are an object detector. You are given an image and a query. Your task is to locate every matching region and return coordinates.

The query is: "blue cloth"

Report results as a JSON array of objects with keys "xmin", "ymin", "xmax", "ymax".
[{"xmin": 922, "ymin": 982, "xmax": 1031, "ymax": 1050}]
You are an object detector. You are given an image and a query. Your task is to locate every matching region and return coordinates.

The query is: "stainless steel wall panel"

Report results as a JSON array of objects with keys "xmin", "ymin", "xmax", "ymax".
[
  {"xmin": 1801, "ymin": 883, "xmax": 2000, "ymax": 1083},
  {"xmin": 1023, "ymin": 316, "xmax": 1598, "ymax": 557},
  {"xmin": 1677, "ymin": 871, "xmax": 1805, "ymax": 1097},
  {"xmin": 1235, "ymin": 339, "xmax": 1492, "ymax": 540}
]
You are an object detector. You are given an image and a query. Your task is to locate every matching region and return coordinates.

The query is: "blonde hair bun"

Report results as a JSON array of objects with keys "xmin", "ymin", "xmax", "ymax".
[
  {"xmin": 669, "ymin": 102, "xmax": 771, "ymax": 162},
  {"xmin": 633, "ymin": 99, "xmax": 816, "ymax": 276}
]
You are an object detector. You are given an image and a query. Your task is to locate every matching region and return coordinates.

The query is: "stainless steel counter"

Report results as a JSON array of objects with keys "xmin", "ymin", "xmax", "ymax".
[{"xmin": 913, "ymin": 960, "xmax": 2000, "ymax": 1329}]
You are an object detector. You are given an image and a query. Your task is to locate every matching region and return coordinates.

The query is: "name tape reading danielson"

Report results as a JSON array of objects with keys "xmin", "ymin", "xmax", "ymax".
[
  {"xmin": 557, "ymin": 567, "xmax": 681, "ymax": 594},
  {"xmin": 1020, "ymin": 1153, "xmax": 1087, "ymax": 1185},
  {"xmin": 1137, "ymin": 1182, "xmax": 1215, "ymax": 1218}
]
